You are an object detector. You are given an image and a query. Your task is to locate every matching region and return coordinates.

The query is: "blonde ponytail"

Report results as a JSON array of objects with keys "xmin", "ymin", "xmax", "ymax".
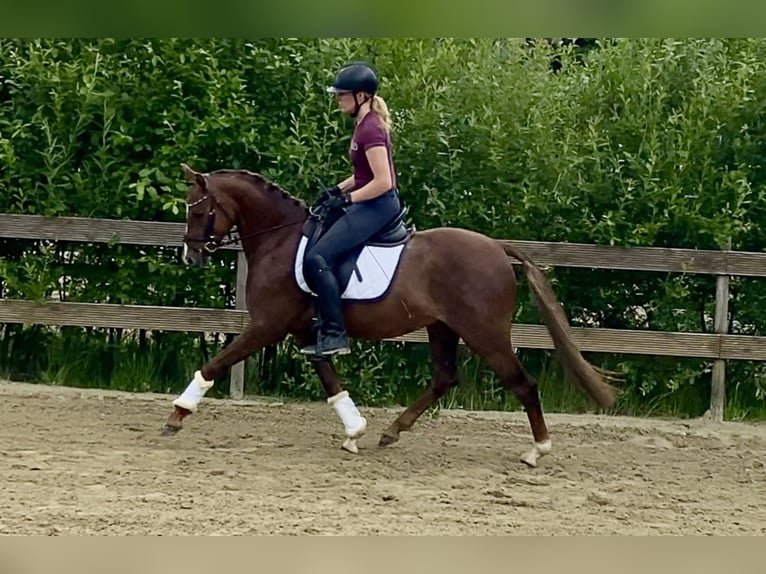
[{"xmin": 371, "ymin": 95, "xmax": 392, "ymax": 133}]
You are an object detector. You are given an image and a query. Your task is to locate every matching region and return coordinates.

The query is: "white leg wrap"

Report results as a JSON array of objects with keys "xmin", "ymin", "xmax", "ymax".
[
  {"xmin": 172, "ymin": 370, "xmax": 214, "ymax": 413},
  {"xmin": 328, "ymin": 390, "xmax": 367, "ymax": 453},
  {"xmin": 520, "ymin": 439, "xmax": 552, "ymax": 468}
]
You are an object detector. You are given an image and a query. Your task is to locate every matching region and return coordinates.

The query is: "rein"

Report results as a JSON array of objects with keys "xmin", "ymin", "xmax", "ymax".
[
  {"xmin": 184, "ymin": 192, "xmax": 307, "ymax": 253},
  {"xmin": 214, "ymin": 219, "xmax": 307, "ymax": 249}
]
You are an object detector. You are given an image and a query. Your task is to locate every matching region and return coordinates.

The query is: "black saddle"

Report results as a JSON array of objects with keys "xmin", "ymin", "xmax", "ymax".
[{"xmin": 301, "ymin": 203, "xmax": 413, "ymax": 294}]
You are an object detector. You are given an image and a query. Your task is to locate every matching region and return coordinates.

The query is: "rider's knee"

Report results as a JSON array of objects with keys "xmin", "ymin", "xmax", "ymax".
[{"xmin": 304, "ymin": 251, "xmax": 330, "ymax": 277}]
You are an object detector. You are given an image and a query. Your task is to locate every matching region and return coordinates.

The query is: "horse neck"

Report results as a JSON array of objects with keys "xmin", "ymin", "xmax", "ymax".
[{"xmin": 219, "ymin": 175, "xmax": 307, "ymax": 254}]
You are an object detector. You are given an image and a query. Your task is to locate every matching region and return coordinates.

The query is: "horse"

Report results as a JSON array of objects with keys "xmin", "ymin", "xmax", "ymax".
[{"xmin": 162, "ymin": 164, "xmax": 619, "ymax": 467}]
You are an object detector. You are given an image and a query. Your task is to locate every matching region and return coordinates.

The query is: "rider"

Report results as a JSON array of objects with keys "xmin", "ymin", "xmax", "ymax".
[{"xmin": 301, "ymin": 62, "xmax": 402, "ymax": 357}]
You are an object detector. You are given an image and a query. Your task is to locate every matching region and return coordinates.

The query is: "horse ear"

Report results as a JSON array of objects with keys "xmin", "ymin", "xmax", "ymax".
[
  {"xmin": 181, "ymin": 163, "xmax": 196, "ymax": 182},
  {"xmin": 180, "ymin": 163, "xmax": 206, "ymax": 189}
]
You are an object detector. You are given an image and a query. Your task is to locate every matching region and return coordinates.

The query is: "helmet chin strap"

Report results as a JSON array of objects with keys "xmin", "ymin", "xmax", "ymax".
[{"xmin": 350, "ymin": 92, "xmax": 372, "ymax": 118}]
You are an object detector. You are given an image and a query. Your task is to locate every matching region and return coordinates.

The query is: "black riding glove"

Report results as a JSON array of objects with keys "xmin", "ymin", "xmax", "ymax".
[
  {"xmin": 312, "ymin": 185, "xmax": 342, "ymax": 207},
  {"xmin": 326, "ymin": 193, "xmax": 352, "ymax": 212}
]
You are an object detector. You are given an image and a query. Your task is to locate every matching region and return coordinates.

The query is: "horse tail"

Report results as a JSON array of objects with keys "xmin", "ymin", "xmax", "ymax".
[{"xmin": 498, "ymin": 240, "xmax": 620, "ymax": 410}]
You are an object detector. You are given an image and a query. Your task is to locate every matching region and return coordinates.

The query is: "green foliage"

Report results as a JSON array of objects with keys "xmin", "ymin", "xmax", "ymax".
[{"xmin": 2, "ymin": 38, "xmax": 766, "ymax": 418}]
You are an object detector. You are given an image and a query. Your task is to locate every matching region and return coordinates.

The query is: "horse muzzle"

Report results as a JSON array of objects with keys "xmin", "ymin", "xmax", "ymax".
[{"xmin": 182, "ymin": 243, "xmax": 211, "ymax": 267}]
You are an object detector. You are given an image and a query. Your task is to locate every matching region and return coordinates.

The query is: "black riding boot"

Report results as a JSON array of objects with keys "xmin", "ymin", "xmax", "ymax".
[{"xmin": 300, "ymin": 260, "xmax": 350, "ymax": 356}]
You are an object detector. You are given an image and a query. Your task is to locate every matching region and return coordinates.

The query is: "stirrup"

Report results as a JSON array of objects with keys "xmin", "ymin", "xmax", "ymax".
[
  {"xmin": 317, "ymin": 344, "xmax": 350, "ymax": 357},
  {"xmin": 300, "ymin": 335, "xmax": 350, "ymax": 356},
  {"xmin": 315, "ymin": 331, "xmax": 350, "ymax": 356}
]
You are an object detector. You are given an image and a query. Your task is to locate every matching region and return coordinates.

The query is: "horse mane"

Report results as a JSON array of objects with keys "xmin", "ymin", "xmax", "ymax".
[{"xmin": 209, "ymin": 169, "xmax": 308, "ymax": 211}]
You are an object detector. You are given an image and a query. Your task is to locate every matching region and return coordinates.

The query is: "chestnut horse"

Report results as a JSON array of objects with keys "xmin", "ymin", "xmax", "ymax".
[{"xmin": 162, "ymin": 165, "xmax": 618, "ymax": 467}]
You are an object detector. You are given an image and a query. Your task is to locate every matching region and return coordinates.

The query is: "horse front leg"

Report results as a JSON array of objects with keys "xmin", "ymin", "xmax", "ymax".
[
  {"xmin": 308, "ymin": 355, "xmax": 367, "ymax": 454},
  {"xmin": 161, "ymin": 323, "xmax": 284, "ymax": 436}
]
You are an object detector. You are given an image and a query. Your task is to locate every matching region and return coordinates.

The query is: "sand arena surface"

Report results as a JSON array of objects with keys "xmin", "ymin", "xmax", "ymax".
[{"xmin": 1, "ymin": 379, "xmax": 765, "ymax": 535}]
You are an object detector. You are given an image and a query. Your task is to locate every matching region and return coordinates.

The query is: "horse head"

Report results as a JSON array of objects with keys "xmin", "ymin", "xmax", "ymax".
[
  {"xmin": 179, "ymin": 164, "xmax": 309, "ymax": 267},
  {"xmin": 180, "ymin": 163, "xmax": 240, "ymax": 266}
]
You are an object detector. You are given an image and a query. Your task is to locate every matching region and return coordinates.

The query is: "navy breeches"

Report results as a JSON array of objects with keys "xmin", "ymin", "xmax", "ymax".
[{"xmin": 304, "ymin": 189, "xmax": 401, "ymax": 277}]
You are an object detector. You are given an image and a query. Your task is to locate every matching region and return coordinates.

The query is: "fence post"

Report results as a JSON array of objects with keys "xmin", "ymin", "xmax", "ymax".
[
  {"xmin": 710, "ymin": 238, "xmax": 731, "ymax": 422},
  {"xmin": 229, "ymin": 250, "xmax": 247, "ymax": 400}
]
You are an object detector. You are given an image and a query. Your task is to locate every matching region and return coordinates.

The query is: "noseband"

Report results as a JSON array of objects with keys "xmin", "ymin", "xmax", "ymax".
[{"xmin": 183, "ymin": 192, "xmax": 238, "ymax": 253}]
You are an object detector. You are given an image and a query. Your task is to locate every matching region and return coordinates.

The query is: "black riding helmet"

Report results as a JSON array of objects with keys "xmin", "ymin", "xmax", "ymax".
[
  {"xmin": 326, "ymin": 62, "xmax": 378, "ymax": 117},
  {"xmin": 326, "ymin": 62, "xmax": 378, "ymax": 95}
]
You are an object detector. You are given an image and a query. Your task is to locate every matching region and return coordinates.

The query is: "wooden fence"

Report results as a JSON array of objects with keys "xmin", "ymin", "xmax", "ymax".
[{"xmin": 2, "ymin": 213, "xmax": 766, "ymax": 421}]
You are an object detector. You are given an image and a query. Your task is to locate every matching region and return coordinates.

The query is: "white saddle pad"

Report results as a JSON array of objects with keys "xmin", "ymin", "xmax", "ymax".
[{"xmin": 294, "ymin": 236, "xmax": 406, "ymax": 301}]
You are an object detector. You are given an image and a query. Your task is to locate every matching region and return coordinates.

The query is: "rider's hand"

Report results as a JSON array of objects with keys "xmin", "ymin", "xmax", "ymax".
[
  {"xmin": 326, "ymin": 192, "xmax": 352, "ymax": 212},
  {"xmin": 312, "ymin": 185, "xmax": 341, "ymax": 207}
]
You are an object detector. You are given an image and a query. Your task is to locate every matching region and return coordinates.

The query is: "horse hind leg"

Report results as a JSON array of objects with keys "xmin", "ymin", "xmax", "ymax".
[
  {"xmin": 379, "ymin": 321, "xmax": 460, "ymax": 447},
  {"xmin": 457, "ymin": 322, "xmax": 551, "ymax": 467}
]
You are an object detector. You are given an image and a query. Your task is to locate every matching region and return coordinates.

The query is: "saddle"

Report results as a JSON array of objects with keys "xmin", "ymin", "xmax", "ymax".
[{"xmin": 300, "ymin": 200, "xmax": 413, "ymax": 295}]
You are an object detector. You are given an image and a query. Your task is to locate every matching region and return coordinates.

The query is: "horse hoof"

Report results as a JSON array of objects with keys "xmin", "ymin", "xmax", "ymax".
[
  {"xmin": 520, "ymin": 452, "xmax": 538, "ymax": 468},
  {"xmin": 378, "ymin": 432, "xmax": 399, "ymax": 447},
  {"xmin": 341, "ymin": 437, "xmax": 360, "ymax": 454},
  {"xmin": 520, "ymin": 439, "xmax": 552, "ymax": 468},
  {"xmin": 160, "ymin": 424, "xmax": 181, "ymax": 437}
]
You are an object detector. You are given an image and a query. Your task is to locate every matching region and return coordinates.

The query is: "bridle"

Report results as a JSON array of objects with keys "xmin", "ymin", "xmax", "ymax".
[{"xmin": 183, "ymin": 188, "xmax": 307, "ymax": 254}]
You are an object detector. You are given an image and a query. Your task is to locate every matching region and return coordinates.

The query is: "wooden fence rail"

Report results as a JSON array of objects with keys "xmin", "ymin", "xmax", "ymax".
[{"xmin": 2, "ymin": 214, "xmax": 766, "ymax": 420}]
